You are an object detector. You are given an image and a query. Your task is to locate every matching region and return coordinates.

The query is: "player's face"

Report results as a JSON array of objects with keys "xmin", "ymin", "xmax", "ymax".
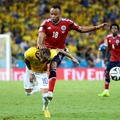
[
  {"xmin": 111, "ymin": 26, "xmax": 118, "ymax": 34},
  {"xmin": 40, "ymin": 57, "xmax": 48, "ymax": 63},
  {"xmin": 50, "ymin": 8, "xmax": 61, "ymax": 23}
]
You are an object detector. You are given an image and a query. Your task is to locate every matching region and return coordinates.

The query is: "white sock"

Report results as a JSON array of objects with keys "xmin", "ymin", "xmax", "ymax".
[
  {"xmin": 42, "ymin": 93, "xmax": 49, "ymax": 98},
  {"xmin": 42, "ymin": 93, "xmax": 50, "ymax": 110},
  {"xmin": 105, "ymin": 89, "xmax": 109, "ymax": 92},
  {"xmin": 30, "ymin": 86, "xmax": 41, "ymax": 95}
]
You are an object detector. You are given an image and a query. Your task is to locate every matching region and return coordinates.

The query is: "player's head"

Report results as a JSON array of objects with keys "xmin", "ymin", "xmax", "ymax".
[
  {"xmin": 38, "ymin": 48, "xmax": 51, "ymax": 63},
  {"xmin": 50, "ymin": 4, "xmax": 61, "ymax": 24},
  {"xmin": 110, "ymin": 23, "xmax": 119, "ymax": 34}
]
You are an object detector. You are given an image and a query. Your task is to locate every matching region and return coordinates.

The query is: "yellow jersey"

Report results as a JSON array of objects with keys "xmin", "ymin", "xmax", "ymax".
[
  {"xmin": 50, "ymin": 49, "xmax": 59, "ymax": 58},
  {"xmin": 24, "ymin": 47, "xmax": 59, "ymax": 72},
  {"xmin": 24, "ymin": 47, "xmax": 48, "ymax": 73}
]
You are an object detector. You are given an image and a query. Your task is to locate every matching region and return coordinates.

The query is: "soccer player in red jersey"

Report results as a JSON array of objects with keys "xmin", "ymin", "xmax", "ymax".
[
  {"xmin": 98, "ymin": 23, "xmax": 120, "ymax": 97},
  {"xmin": 37, "ymin": 4, "xmax": 108, "ymax": 99}
]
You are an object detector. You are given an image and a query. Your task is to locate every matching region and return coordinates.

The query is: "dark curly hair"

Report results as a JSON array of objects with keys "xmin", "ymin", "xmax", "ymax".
[
  {"xmin": 51, "ymin": 4, "xmax": 61, "ymax": 11},
  {"xmin": 40, "ymin": 48, "xmax": 51, "ymax": 61},
  {"xmin": 110, "ymin": 23, "xmax": 119, "ymax": 30}
]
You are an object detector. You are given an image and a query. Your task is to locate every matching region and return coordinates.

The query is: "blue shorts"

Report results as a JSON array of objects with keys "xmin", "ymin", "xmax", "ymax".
[
  {"xmin": 51, "ymin": 48, "xmax": 67, "ymax": 66},
  {"xmin": 106, "ymin": 61, "xmax": 120, "ymax": 71}
]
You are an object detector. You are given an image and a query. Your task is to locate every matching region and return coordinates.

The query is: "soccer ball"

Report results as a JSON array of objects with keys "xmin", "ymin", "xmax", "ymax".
[{"xmin": 109, "ymin": 67, "xmax": 120, "ymax": 81}]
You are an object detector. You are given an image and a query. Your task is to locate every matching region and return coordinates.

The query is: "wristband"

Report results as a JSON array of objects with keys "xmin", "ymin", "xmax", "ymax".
[{"xmin": 94, "ymin": 26, "xmax": 96, "ymax": 30}]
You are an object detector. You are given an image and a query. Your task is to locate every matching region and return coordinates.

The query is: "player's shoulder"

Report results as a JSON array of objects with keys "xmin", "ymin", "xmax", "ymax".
[
  {"xmin": 107, "ymin": 34, "xmax": 112, "ymax": 38},
  {"xmin": 107, "ymin": 34, "xmax": 120, "ymax": 38},
  {"xmin": 25, "ymin": 47, "xmax": 37, "ymax": 55},
  {"xmin": 45, "ymin": 18, "xmax": 51, "ymax": 22},
  {"xmin": 99, "ymin": 43, "xmax": 107, "ymax": 49},
  {"xmin": 61, "ymin": 18, "xmax": 73, "ymax": 23},
  {"xmin": 117, "ymin": 34, "xmax": 120, "ymax": 37},
  {"xmin": 41, "ymin": 18, "xmax": 52, "ymax": 25}
]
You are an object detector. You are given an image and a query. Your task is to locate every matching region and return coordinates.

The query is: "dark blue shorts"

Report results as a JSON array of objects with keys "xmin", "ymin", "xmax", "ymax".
[
  {"xmin": 51, "ymin": 48, "xmax": 67, "ymax": 66},
  {"xmin": 106, "ymin": 61, "xmax": 120, "ymax": 71}
]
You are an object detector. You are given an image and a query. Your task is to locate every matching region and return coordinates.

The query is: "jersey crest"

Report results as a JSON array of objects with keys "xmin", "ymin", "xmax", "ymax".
[{"xmin": 61, "ymin": 25, "xmax": 66, "ymax": 30}]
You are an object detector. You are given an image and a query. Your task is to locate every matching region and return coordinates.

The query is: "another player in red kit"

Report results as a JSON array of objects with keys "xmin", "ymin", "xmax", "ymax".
[
  {"xmin": 37, "ymin": 4, "xmax": 108, "ymax": 99},
  {"xmin": 99, "ymin": 23, "xmax": 120, "ymax": 97}
]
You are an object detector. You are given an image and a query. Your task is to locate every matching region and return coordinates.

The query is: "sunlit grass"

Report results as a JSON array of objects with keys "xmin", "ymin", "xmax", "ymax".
[{"xmin": 0, "ymin": 80, "xmax": 120, "ymax": 120}]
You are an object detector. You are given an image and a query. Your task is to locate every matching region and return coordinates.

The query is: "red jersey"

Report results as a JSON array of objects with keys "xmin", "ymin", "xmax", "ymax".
[
  {"xmin": 39, "ymin": 18, "xmax": 80, "ymax": 49},
  {"xmin": 107, "ymin": 34, "xmax": 120, "ymax": 62}
]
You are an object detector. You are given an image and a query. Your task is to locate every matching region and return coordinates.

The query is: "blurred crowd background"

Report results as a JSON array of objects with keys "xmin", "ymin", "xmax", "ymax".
[{"xmin": 0, "ymin": 0, "xmax": 120, "ymax": 68}]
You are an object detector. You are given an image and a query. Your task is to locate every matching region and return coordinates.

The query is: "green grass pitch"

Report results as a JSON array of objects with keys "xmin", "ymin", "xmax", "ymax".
[{"xmin": 0, "ymin": 80, "xmax": 120, "ymax": 120}]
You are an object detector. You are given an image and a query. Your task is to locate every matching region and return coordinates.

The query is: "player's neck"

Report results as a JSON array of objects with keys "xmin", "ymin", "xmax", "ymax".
[
  {"xmin": 112, "ymin": 33, "xmax": 117, "ymax": 37},
  {"xmin": 52, "ymin": 18, "xmax": 61, "ymax": 25}
]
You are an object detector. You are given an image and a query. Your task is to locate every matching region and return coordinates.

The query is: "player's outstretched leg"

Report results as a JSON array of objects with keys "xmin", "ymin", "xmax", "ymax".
[
  {"xmin": 98, "ymin": 76, "xmax": 110, "ymax": 97},
  {"xmin": 48, "ymin": 51, "xmax": 65, "ymax": 98}
]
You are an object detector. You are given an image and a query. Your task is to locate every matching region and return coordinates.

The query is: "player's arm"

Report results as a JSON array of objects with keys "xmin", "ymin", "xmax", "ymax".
[
  {"xmin": 104, "ymin": 39, "xmax": 108, "ymax": 46},
  {"xmin": 56, "ymin": 49, "xmax": 79, "ymax": 65},
  {"xmin": 78, "ymin": 23, "xmax": 108, "ymax": 33},
  {"xmin": 24, "ymin": 58, "xmax": 31, "ymax": 70},
  {"xmin": 24, "ymin": 58, "xmax": 35, "ymax": 82},
  {"xmin": 37, "ymin": 32, "xmax": 46, "ymax": 49}
]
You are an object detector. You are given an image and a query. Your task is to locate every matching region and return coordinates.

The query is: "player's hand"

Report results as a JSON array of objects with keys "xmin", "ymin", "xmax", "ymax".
[
  {"xmin": 37, "ymin": 44, "xmax": 46, "ymax": 49},
  {"xmin": 71, "ymin": 57, "xmax": 80, "ymax": 65},
  {"xmin": 96, "ymin": 22, "xmax": 108, "ymax": 29},
  {"xmin": 104, "ymin": 57, "xmax": 108, "ymax": 66},
  {"xmin": 102, "ymin": 22, "xmax": 108, "ymax": 27}
]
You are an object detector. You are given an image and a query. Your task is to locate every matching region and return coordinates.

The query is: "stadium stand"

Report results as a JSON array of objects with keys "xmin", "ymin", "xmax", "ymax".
[{"xmin": 0, "ymin": 0, "xmax": 120, "ymax": 68}]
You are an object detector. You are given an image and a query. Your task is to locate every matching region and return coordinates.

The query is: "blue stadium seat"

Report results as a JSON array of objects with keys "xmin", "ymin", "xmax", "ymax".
[
  {"xmin": 95, "ymin": 61, "xmax": 102, "ymax": 68},
  {"xmin": 79, "ymin": 59, "xmax": 88, "ymax": 68},
  {"xmin": 16, "ymin": 60, "xmax": 26, "ymax": 68}
]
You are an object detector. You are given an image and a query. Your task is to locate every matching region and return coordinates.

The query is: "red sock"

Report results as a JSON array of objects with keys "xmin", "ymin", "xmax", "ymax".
[
  {"xmin": 48, "ymin": 78, "xmax": 56, "ymax": 92},
  {"xmin": 105, "ymin": 83, "xmax": 109, "ymax": 89}
]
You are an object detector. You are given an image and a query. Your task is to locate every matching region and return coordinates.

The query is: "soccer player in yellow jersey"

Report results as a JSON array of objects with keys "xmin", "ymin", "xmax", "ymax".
[
  {"xmin": 24, "ymin": 46, "xmax": 79, "ymax": 118},
  {"xmin": 24, "ymin": 47, "xmax": 51, "ymax": 118}
]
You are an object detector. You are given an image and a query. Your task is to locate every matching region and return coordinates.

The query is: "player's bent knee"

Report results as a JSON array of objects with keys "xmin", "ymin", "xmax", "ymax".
[
  {"xmin": 25, "ymin": 89, "xmax": 32, "ymax": 96},
  {"xmin": 50, "ymin": 61, "xmax": 57, "ymax": 69}
]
